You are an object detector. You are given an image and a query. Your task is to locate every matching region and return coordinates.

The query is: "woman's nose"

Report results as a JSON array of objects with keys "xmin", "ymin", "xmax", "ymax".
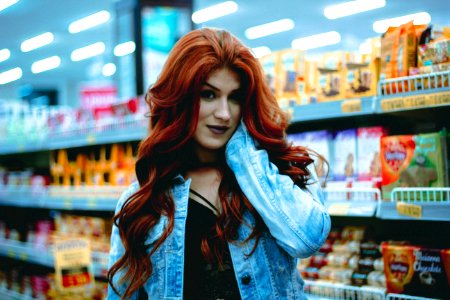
[{"xmin": 214, "ymin": 97, "xmax": 231, "ymax": 120}]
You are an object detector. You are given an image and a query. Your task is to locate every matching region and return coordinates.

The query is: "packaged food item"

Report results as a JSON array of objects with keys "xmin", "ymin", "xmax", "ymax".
[
  {"xmin": 333, "ymin": 129, "xmax": 357, "ymax": 181},
  {"xmin": 278, "ymin": 49, "xmax": 306, "ymax": 105},
  {"xmin": 259, "ymin": 53, "xmax": 280, "ymax": 97},
  {"xmin": 357, "ymin": 126, "xmax": 389, "ymax": 181},
  {"xmin": 382, "ymin": 243, "xmax": 450, "ymax": 298},
  {"xmin": 380, "ymin": 132, "xmax": 448, "ymax": 200}
]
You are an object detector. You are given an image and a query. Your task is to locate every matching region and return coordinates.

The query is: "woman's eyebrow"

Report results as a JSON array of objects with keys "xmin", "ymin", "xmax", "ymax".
[{"xmin": 203, "ymin": 82, "xmax": 220, "ymax": 91}]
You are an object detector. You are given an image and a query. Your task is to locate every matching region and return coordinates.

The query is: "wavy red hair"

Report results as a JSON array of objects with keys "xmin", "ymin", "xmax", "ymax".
[{"xmin": 108, "ymin": 28, "xmax": 314, "ymax": 298}]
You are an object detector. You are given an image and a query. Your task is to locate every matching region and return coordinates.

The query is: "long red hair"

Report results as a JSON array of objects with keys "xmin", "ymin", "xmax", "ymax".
[{"xmin": 108, "ymin": 28, "xmax": 313, "ymax": 298}]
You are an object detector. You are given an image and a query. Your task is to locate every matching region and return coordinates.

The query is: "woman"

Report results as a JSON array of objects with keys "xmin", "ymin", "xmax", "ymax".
[{"xmin": 107, "ymin": 28, "xmax": 330, "ymax": 299}]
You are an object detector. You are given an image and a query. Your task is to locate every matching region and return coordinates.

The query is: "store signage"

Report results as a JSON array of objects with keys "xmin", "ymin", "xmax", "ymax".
[
  {"xmin": 53, "ymin": 238, "xmax": 94, "ymax": 294},
  {"xmin": 381, "ymin": 91, "xmax": 450, "ymax": 111},
  {"xmin": 341, "ymin": 98, "xmax": 362, "ymax": 113},
  {"xmin": 396, "ymin": 202, "xmax": 422, "ymax": 218},
  {"xmin": 80, "ymin": 85, "xmax": 117, "ymax": 109}
]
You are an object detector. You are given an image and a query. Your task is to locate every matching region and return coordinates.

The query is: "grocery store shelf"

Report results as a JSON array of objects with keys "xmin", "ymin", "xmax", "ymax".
[
  {"xmin": 376, "ymin": 188, "xmax": 450, "ymax": 221},
  {"xmin": 376, "ymin": 71, "xmax": 450, "ymax": 113},
  {"xmin": 0, "ymin": 185, "xmax": 123, "ymax": 211},
  {"xmin": 304, "ymin": 280, "xmax": 385, "ymax": 300},
  {"xmin": 325, "ymin": 187, "xmax": 380, "ymax": 217},
  {"xmin": 0, "ymin": 287, "xmax": 38, "ymax": 300},
  {"xmin": 0, "ymin": 239, "xmax": 108, "ymax": 278},
  {"xmin": 0, "ymin": 115, "xmax": 147, "ymax": 155},
  {"xmin": 290, "ymin": 96, "xmax": 376, "ymax": 122}
]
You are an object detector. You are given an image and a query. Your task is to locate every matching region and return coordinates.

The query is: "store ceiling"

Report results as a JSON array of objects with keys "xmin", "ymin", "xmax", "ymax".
[{"xmin": 0, "ymin": 0, "xmax": 449, "ymax": 98}]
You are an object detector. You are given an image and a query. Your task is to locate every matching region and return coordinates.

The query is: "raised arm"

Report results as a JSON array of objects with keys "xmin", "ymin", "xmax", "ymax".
[{"xmin": 225, "ymin": 121, "xmax": 330, "ymax": 258}]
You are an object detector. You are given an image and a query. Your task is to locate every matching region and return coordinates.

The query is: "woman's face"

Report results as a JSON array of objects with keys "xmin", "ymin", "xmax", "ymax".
[{"xmin": 193, "ymin": 67, "xmax": 242, "ymax": 162}]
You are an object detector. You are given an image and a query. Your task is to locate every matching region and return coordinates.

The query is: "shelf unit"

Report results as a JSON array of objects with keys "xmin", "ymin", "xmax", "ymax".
[
  {"xmin": 0, "ymin": 185, "xmax": 123, "ymax": 211},
  {"xmin": 0, "ymin": 287, "xmax": 38, "ymax": 300},
  {"xmin": 303, "ymin": 280, "xmax": 441, "ymax": 300},
  {"xmin": 0, "ymin": 115, "xmax": 147, "ymax": 155},
  {"xmin": 0, "ymin": 238, "xmax": 108, "ymax": 278}
]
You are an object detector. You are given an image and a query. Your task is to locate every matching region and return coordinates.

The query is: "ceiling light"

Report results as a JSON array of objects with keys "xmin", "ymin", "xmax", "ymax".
[
  {"xmin": 0, "ymin": 48, "xmax": 11, "ymax": 63},
  {"xmin": 0, "ymin": 67, "xmax": 22, "ymax": 84},
  {"xmin": 292, "ymin": 31, "xmax": 341, "ymax": 50},
  {"xmin": 70, "ymin": 42, "xmax": 105, "ymax": 61},
  {"xmin": 373, "ymin": 12, "xmax": 431, "ymax": 34},
  {"xmin": 251, "ymin": 46, "xmax": 271, "ymax": 58},
  {"xmin": 102, "ymin": 63, "xmax": 116, "ymax": 77},
  {"xmin": 68, "ymin": 10, "xmax": 111, "ymax": 34},
  {"xmin": 113, "ymin": 41, "xmax": 136, "ymax": 57},
  {"xmin": 324, "ymin": 0, "xmax": 385, "ymax": 20},
  {"xmin": 192, "ymin": 1, "xmax": 238, "ymax": 24},
  {"xmin": 31, "ymin": 56, "xmax": 61, "ymax": 74},
  {"xmin": 20, "ymin": 32, "xmax": 54, "ymax": 52},
  {"xmin": 0, "ymin": 0, "xmax": 19, "ymax": 12},
  {"xmin": 245, "ymin": 19, "xmax": 294, "ymax": 40}
]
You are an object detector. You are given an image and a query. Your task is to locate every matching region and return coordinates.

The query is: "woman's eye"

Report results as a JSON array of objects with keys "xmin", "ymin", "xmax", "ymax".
[
  {"xmin": 200, "ymin": 90, "xmax": 215, "ymax": 100},
  {"xmin": 229, "ymin": 93, "xmax": 242, "ymax": 103}
]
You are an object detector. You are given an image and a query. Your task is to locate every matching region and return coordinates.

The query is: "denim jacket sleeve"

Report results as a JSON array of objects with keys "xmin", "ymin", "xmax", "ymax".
[
  {"xmin": 107, "ymin": 182, "xmax": 139, "ymax": 300},
  {"xmin": 225, "ymin": 121, "xmax": 331, "ymax": 258}
]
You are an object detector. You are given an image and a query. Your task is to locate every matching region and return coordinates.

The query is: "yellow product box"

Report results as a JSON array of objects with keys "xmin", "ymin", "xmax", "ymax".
[
  {"xmin": 318, "ymin": 68, "xmax": 346, "ymax": 102},
  {"xmin": 418, "ymin": 38, "xmax": 450, "ymax": 67},
  {"xmin": 277, "ymin": 49, "xmax": 306, "ymax": 104},
  {"xmin": 259, "ymin": 52, "xmax": 280, "ymax": 97},
  {"xmin": 345, "ymin": 57, "xmax": 380, "ymax": 99}
]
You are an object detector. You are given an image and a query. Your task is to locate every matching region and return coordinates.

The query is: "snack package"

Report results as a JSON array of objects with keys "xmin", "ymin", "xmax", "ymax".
[
  {"xmin": 289, "ymin": 130, "xmax": 333, "ymax": 180},
  {"xmin": 259, "ymin": 53, "xmax": 280, "ymax": 97},
  {"xmin": 382, "ymin": 244, "xmax": 450, "ymax": 298},
  {"xmin": 333, "ymin": 129, "xmax": 357, "ymax": 181},
  {"xmin": 345, "ymin": 56, "xmax": 380, "ymax": 99},
  {"xmin": 380, "ymin": 132, "xmax": 447, "ymax": 200},
  {"xmin": 357, "ymin": 126, "xmax": 389, "ymax": 181},
  {"xmin": 278, "ymin": 49, "xmax": 306, "ymax": 105},
  {"xmin": 317, "ymin": 51, "xmax": 351, "ymax": 102}
]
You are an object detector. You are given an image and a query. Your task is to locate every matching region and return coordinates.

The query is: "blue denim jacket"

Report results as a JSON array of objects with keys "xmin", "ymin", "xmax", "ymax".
[{"xmin": 107, "ymin": 122, "xmax": 331, "ymax": 299}]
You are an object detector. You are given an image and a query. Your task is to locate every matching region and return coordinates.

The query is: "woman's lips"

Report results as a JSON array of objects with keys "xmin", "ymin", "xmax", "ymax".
[{"xmin": 207, "ymin": 125, "xmax": 228, "ymax": 134}]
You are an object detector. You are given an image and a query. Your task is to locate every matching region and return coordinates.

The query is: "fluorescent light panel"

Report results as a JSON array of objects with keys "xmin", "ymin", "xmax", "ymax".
[
  {"xmin": 0, "ymin": 67, "xmax": 22, "ymax": 84},
  {"xmin": 192, "ymin": 1, "xmax": 238, "ymax": 24},
  {"xmin": 292, "ymin": 31, "xmax": 341, "ymax": 50},
  {"xmin": 245, "ymin": 19, "xmax": 294, "ymax": 40},
  {"xmin": 252, "ymin": 46, "xmax": 271, "ymax": 58},
  {"xmin": 0, "ymin": 0, "xmax": 19, "ymax": 12},
  {"xmin": 69, "ymin": 10, "xmax": 111, "ymax": 34},
  {"xmin": 31, "ymin": 56, "xmax": 61, "ymax": 74},
  {"xmin": 20, "ymin": 32, "xmax": 54, "ymax": 52},
  {"xmin": 102, "ymin": 63, "xmax": 116, "ymax": 77},
  {"xmin": 114, "ymin": 41, "xmax": 135, "ymax": 57},
  {"xmin": 71, "ymin": 42, "xmax": 105, "ymax": 61},
  {"xmin": 324, "ymin": 0, "xmax": 385, "ymax": 20},
  {"xmin": 0, "ymin": 48, "xmax": 11, "ymax": 63},
  {"xmin": 373, "ymin": 12, "xmax": 431, "ymax": 33}
]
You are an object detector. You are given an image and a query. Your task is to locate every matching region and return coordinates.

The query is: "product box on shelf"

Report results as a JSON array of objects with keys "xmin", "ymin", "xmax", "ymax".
[
  {"xmin": 259, "ymin": 52, "xmax": 280, "ymax": 98},
  {"xmin": 333, "ymin": 129, "xmax": 357, "ymax": 181},
  {"xmin": 380, "ymin": 21, "xmax": 427, "ymax": 80},
  {"xmin": 380, "ymin": 131, "xmax": 448, "ymax": 200},
  {"xmin": 317, "ymin": 51, "xmax": 352, "ymax": 102},
  {"xmin": 382, "ymin": 243, "xmax": 450, "ymax": 298},
  {"xmin": 357, "ymin": 126, "xmax": 389, "ymax": 182},
  {"xmin": 345, "ymin": 55, "xmax": 381, "ymax": 99},
  {"xmin": 277, "ymin": 49, "xmax": 306, "ymax": 106}
]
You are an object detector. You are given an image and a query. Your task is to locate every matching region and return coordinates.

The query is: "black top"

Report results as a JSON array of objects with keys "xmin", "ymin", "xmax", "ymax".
[{"xmin": 183, "ymin": 190, "xmax": 241, "ymax": 300}]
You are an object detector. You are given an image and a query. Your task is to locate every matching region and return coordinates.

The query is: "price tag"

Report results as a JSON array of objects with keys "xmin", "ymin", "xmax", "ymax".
[
  {"xmin": 403, "ymin": 94, "xmax": 427, "ymax": 108},
  {"xmin": 396, "ymin": 202, "xmax": 422, "ymax": 218},
  {"xmin": 86, "ymin": 134, "xmax": 96, "ymax": 144},
  {"xmin": 427, "ymin": 91, "xmax": 450, "ymax": 106},
  {"xmin": 63, "ymin": 198, "xmax": 72, "ymax": 209},
  {"xmin": 328, "ymin": 203, "xmax": 351, "ymax": 216},
  {"xmin": 341, "ymin": 99, "xmax": 362, "ymax": 113},
  {"xmin": 7, "ymin": 250, "xmax": 16, "ymax": 259},
  {"xmin": 87, "ymin": 198, "xmax": 97, "ymax": 208},
  {"xmin": 19, "ymin": 252, "xmax": 29, "ymax": 261},
  {"xmin": 380, "ymin": 97, "xmax": 405, "ymax": 111}
]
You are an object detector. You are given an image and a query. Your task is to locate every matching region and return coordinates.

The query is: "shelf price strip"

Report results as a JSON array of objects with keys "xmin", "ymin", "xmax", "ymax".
[
  {"xmin": 381, "ymin": 91, "xmax": 450, "ymax": 112},
  {"xmin": 341, "ymin": 98, "xmax": 362, "ymax": 113},
  {"xmin": 396, "ymin": 202, "xmax": 422, "ymax": 219}
]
